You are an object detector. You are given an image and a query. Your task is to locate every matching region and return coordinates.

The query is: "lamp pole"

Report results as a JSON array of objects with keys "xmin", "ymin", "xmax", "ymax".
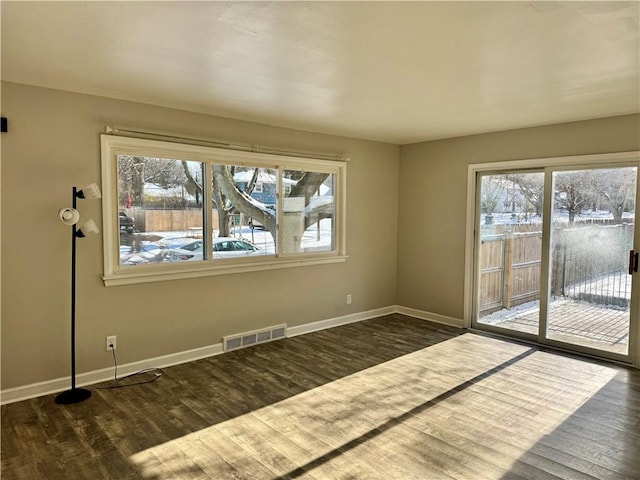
[{"xmin": 55, "ymin": 186, "xmax": 93, "ymax": 405}]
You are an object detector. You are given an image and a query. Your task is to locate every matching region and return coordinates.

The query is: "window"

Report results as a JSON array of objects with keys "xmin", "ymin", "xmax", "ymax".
[
  {"xmin": 101, "ymin": 135, "xmax": 346, "ymax": 286},
  {"xmin": 214, "ymin": 164, "xmax": 277, "ymax": 256},
  {"xmin": 117, "ymin": 156, "xmax": 204, "ymax": 266},
  {"xmin": 281, "ymin": 169, "xmax": 335, "ymax": 254}
]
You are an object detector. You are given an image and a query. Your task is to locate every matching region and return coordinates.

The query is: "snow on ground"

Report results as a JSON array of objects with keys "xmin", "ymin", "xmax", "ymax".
[
  {"xmin": 484, "ymin": 210, "xmax": 633, "ymax": 226},
  {"xmin": 480, "ymin": 300, "xmax": 541, "ymax": 325}
]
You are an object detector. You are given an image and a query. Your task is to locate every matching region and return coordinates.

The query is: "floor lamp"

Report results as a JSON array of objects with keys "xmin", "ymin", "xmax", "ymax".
[{"xmin": 55, "ymin": 183, "xmax": 101, "ymax": 405}]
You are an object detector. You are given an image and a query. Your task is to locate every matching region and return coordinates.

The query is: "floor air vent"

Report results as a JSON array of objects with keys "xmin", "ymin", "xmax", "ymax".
[{"xmin": 223, "ymin": 324, "xmax": 287, "ymax": 352}]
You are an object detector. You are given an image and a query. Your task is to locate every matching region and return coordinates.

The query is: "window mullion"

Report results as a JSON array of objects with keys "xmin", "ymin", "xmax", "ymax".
[
  {"xmin": 276, "ymin": 167, "xmax": 282, "ymax": 257},
  {"xmin": 203, "ymin": 162, "xmax": 213, "ymax": 260}
]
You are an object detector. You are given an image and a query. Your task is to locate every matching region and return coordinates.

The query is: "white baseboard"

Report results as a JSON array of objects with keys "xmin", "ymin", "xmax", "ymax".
[
  {"xmin": 394, "ymin": 305, "xmax": 464, "ymax": 328},
  {"xmin": 287, "ymin": 306, "xmax": 396, "ymax": 337},
  {"xmin": 0, "ymin": 305, "xmax": 460, "ymax": 405},
  {"xmin": 0, "ymin": 343, "xmax": 224, "ymax": 405}
]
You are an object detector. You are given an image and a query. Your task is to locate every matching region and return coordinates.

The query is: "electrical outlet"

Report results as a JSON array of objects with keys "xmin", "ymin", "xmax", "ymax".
[
  {"xmin": 346, "ymin": 294, "xmax": 352, "ymax": 305},
  {"xmin": 106, "ymin": 335, "xmax": 117, "ymax": 351}
]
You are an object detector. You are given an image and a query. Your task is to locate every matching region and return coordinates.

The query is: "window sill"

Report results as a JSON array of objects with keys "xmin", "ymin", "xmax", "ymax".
[{"xmin": 103, "ymin": 255, "xmax": 348, "ymax": 286}]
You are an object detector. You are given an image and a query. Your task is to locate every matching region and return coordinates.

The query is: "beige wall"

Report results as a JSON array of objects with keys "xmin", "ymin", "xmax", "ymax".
[
  {"xmin": 1, "ymin": 82, "xmax": 400, "ymax": 390},
  {"xmin": 3, "ymin": 80, "xmax": 638, "ymax": 393},
  {"xmin": 397, "ymin": 114, "xmax": 640, "ymax": 320}
]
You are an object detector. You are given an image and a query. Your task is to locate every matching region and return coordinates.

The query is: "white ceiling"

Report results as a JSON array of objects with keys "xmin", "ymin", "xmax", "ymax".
[{"xmin": 2, "ymin": 1, "xmax": 639, "ymax": 144}]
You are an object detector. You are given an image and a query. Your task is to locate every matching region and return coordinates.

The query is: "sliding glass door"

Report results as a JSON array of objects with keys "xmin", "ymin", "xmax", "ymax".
[
  {"xmin": 545, "ymin": 167, "xmax": 636, "ymax": 356},
  {"xmin": 472, "ymin": 160, "xmax": 639, "ymax": 362}
]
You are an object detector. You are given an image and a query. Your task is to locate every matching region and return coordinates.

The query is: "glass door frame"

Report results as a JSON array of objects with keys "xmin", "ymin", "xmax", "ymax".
[
  {"xmin": 464, "ymin": 151, "xmax": 640, "ymax": 367},
  {"xmin": 539, "ymin": 161, "xmax": 640, "ymax": 362}
]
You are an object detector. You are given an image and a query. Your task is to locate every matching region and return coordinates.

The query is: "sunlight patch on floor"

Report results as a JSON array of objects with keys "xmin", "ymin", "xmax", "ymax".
[{"xmin": 129, "ymin": 334, "xmax": 618, "ymax": 479}]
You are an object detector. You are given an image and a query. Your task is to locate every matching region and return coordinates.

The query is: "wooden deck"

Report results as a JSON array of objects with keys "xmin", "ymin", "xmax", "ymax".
[
  {"xmin": 3, "ymin": 314, "xmax": 640, "ymax": 479},
  {"xmin": 481, "ymin": 299, "xmax": 629, "ymax": 355}
]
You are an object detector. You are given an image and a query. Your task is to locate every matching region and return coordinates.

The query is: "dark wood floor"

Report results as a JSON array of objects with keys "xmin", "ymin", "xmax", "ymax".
[{"xmin": 2, "ymin": 314, "xmax": 639, "ymax": 479}]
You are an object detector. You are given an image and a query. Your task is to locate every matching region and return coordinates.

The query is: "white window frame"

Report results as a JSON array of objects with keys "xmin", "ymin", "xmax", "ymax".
[{"xmin": 101, "ymin": 135, "xmax": 347, "ymax": 286}]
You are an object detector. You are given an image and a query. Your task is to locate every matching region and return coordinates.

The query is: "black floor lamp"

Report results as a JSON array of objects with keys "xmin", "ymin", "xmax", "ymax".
[{"xmin": 55, "ymin": 183, "xmax": 101, "ymax": 405}]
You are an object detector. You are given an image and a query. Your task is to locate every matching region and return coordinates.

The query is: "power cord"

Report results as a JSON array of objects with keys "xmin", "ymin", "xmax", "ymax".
[{"xmin": 96, "ymin": 348, "xmax": 164, "ymax": 390}]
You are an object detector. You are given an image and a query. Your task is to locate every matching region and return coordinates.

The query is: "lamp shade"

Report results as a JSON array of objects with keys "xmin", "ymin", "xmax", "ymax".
[
  {"xmin": 77, "ymin": 219, "xmax": 99, "ymax": 237},
  {"xmin": 79, "ymin": 183, "xmax": 101, "ymax": 200},
  {"xmin": 58, "ymin": 208, "xmax": 80, "ymax": 226}
]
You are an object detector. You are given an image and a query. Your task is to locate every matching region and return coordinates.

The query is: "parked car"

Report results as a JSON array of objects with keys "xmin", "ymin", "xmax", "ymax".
[
  {"xmin": 119, "ymin": 211, "xmax": 135, "ymax": 233},
  {"xmin": 163, "ymin": 237, "xmax": 260, "ymax": 262},
  {"xmin": 119, "ymin": 242, "xmax": 169, "ymax": 265},
  {"xmin": 120, "ymin": 248, "xmax": 167, "ymax": 265}
]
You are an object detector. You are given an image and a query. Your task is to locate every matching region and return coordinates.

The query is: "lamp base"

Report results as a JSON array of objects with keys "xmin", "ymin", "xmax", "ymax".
[{"xmin": 55, "ymin": 388, "xmax": 92, "ymax": 405}]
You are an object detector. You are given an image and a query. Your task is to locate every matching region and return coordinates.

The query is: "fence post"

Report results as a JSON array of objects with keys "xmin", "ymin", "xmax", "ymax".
[{"xmin": 503, "ymin": 231, "xmax": 514, "ymax": 309}]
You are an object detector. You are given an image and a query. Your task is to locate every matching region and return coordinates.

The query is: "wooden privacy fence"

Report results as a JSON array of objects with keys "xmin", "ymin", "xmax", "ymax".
[
  {"xmin": 479, "ymin": 223, "xmax": 634, "ymax": 313},
  {"xmin": 126, "ymin": 209, "xmax": 218, "ymax": 233},
  {"xmin": 479, "ymin": 230, "xmax": 542, "ymax": 312}
]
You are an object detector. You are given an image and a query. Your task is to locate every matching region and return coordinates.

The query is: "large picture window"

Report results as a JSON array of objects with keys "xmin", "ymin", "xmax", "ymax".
[{"xmin": 101, "ymin": 135, "xmax": 346, "ymax": 286}]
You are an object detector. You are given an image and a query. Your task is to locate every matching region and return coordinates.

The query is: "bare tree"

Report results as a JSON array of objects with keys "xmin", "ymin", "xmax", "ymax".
[
  {"xmin": 480, "ymin": 176, "xmax": 503, "ymax": 216},
  {"xmin": 509, "ymin": 173, "xmax": 544, "ymax": 217},
  {"xmin": 212, "ymin": 175, "xmax": 234, "ymax": 237},
  {"xmin": 592, "ymin": 168, "xmax": 636, "ymax": 223},
  {"xmin": 553, "ymin": 171, "xmax": 598, "ymax": 223},
  {"xmin": 180, "ymin": 161, "xmax": 202, "ymax": 201},
  {"xmin": 245, "ymin": 168, "xmax": 260, "ymax": 195},
  {"xmin": 144, "ymin": 158, "xmax": 185, "ymax": 187},
  {"xmin": 212, "ymin": 165, "xmax": 277, "ymax": 240},
  {"xmin": 119, "ymin": 155, "xmax": 199, "ymax": 208},
  {"xmin": 289, "ymin": 171, "xmax": 330, "ymax": 230}
]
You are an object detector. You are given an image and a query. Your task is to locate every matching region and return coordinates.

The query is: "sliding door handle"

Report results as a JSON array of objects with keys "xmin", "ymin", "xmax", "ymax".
[{"xmin": 629, "ymin": 250, "xmax": 638, "ymax": 275}]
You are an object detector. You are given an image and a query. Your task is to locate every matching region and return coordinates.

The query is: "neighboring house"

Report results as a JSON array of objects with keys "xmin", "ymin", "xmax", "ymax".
[
  {"xmin": 481, "ymin": 177, "xmax": 530, "ymax": 215},
  {"xmin": 233, "ymin": 169, "xmax": 297, "ymax": 207}
]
